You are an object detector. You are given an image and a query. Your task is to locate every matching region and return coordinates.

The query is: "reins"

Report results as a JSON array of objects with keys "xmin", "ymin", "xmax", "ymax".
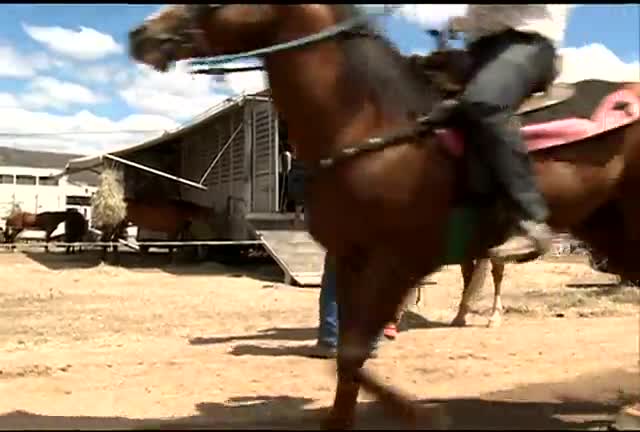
[{"xmin": 183, "ymin": 5, "xmax": 451, "ymax": 169}]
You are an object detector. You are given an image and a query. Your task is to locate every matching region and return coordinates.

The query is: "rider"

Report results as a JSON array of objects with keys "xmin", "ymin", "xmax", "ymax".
[{"xmin": 446, "ymin": 5, "xmax": 572, "ymax": 261}]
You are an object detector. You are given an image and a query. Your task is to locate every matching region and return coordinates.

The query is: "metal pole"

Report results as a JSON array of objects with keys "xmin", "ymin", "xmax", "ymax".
[
  {"xmin": 102, "ymin": 154, "xmax": 207, "ymax": 191},
  {"xmin": 199, "ymin": 123, "xmax": 244, "ymax": 185},
  {"xmin": 0, "ymin": 240, "xmax": 263, "ymax": 249}
]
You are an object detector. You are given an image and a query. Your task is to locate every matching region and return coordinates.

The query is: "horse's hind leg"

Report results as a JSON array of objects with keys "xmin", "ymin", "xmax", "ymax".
[
  {"xmin": 452, "ymin": 258, "xmax": 490, "ymax": 327},
  {"xmin": 487, "ymin": 258, "xmax": 505, "ymax": 328},
  {"xmin": 325, "ymin": 253, "xmax": 425, "ymax": 430}
]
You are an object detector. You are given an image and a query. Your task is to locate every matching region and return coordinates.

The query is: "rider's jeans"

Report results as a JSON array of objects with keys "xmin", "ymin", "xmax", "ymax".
[{"xmin": 458, "ymin": 29, "xmax": 557, "ymax": 223}]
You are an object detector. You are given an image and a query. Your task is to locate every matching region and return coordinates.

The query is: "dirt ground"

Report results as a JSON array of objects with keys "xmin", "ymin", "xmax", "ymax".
[{"xmin": 0, "ymin": 249, "xmax": 638, "ymax": 430}]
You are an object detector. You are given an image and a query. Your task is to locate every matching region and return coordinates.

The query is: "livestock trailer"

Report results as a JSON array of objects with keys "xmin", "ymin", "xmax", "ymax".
[{"xmin": 64, "ymin": 91, "xmax": 325, "ymax": 285}]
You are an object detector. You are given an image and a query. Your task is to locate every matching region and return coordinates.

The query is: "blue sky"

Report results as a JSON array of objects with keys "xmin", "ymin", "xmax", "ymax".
[{"xmin": 0, "ymin": 4, "xmax": 638, "ymax": 154}]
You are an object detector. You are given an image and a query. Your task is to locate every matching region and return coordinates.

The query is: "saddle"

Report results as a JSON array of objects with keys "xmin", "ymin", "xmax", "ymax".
[{"xmin": 409, "ymin": 49, "xmax": 575, "ymax": 116}]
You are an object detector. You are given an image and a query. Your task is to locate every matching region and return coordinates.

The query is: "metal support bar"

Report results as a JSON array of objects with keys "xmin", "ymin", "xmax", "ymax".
[
  {"xmin": 0, "ymin": 240, "xmax": 263, "ymax": 249},
  {"xmin": 0, "ymin": 240, "xmax": 264, "ymax": 251},
  {"xmin": 102, "ymin": 154, "xmax": 207, "ymax": 191},
  {"xmin": 199, "ymin": 123, "xmax": 244, "ymax": 185}
]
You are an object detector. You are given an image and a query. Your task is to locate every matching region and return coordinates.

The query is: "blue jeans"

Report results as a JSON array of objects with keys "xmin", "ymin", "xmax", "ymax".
[
  {"xmin": 460, "ymin": 29, "xmax": 555, "ymax": 223},
  {"xmin": 317, "ymin": 253, "xmax": 380, "ymax": 350},
  {"xmin": 318, "ymin": 253, "xmax": 339, "ymax": 347}
]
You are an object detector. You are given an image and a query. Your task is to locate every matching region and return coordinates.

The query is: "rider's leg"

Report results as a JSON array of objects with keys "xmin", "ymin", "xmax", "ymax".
[{"xmin": 457, "ymin": 31, "xmax": 557, "ymax": 260}]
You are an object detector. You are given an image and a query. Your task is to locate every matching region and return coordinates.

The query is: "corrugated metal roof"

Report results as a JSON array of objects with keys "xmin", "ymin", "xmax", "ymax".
[{"xmin": 63, "ymin": 91, "xmax": 272, "ymax": 175}]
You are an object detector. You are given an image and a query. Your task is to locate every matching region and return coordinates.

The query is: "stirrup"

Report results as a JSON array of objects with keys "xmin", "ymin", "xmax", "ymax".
[{"xmin": 488, "ymin": 235, "xmax": 542, "ymax": 264}]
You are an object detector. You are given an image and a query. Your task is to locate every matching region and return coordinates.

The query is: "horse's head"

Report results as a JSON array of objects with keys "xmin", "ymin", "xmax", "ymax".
[
  {"xmin": 4, "ymin": 212, "xmax": 24, "ymax": 243},
  {"xmin": 5, "ymin": 211, "xmax": 23, "ymax": 229},
  {"xmin": 129, "ymin": 4, "xmax": 282, "ymax": 72}
]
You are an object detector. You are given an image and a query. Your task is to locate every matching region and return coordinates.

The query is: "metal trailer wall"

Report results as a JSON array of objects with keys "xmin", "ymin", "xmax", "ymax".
[
  {"xmin": 248, "ymin": 99, "xmax": 279, "ymax": 216},
  {"xmin": 123, "ymin": 144, "xmax": 182, "ymax": 202},
  {"xmin": 176, "ymin": 99, "xmax": 279, "ymax": 240}
]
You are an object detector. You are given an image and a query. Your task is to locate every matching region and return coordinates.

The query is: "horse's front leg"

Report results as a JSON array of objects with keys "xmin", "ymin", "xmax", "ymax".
[
  {"xmin": 322, "ymin": 254, "xmax": 362, "ymax": 430},
  {"xmin": 324, "ymin": 253, "xmax": 420, "ymax": 430}
]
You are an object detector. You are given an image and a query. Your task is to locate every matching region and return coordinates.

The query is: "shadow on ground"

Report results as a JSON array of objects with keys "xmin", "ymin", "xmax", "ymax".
[
  {"xmin": 190, "ymin": 326, "xmax": 318, "ymax": 346},
  {"xmin": 0, "ymin": 368, "xmax": 636, "ymax": 430},
  {"xmin": 17, "ymin": 249, "xmax": 284, "ymax": 284},
  {"xmin": 189, "ymin": 312, "xmax": 452, "ymax": 358}
]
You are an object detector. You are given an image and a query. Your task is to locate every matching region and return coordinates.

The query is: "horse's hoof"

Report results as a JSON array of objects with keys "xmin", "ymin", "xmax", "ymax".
[
  {"xmin": 428, "ymin": 404, "xmax": 452, "ymax": 429},
  {"xmin": 450, "ymin": 316, "xmax": 467, "ymax": 327},
  {"xmin": 487, "ymin": 317, "xmax": 502, "ymax": 328},
  {"xmin": 321, "ymin": 415, "xmax": 354, "ymax": 430}
]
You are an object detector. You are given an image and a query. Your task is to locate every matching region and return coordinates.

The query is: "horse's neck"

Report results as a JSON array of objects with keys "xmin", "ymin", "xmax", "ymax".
[{"xmin": 264, "ymin": 51, "xmax": 379, "ymax": 163}]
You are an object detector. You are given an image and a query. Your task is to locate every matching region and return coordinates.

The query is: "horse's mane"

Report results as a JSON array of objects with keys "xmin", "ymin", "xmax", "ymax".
[{"xmin": 332, "ymin": 5, "xmax": 441, "ymax": 119}]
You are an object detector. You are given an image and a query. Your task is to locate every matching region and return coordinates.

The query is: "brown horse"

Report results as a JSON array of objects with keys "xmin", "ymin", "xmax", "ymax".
[
  {"xmin": 5, "ymin": 210, "xmax": 68, "ymax": 252},
  {"xmin": 454, "ymin": 258, "xmax": 505, "ymax": 328},
  {"xmin": 97, "ymin": 198, "xmax": 215, "ymax": 263},
  {"xmin": 129, "ymin": 5, "xmax": 640, "ymax": 429},
  {"xmin": 388, "ymin": 258, "xmax": 504, "ymax": 335},
  {"xmin": 126, "ymin": 198, "xmax": 214, "ymax": 257}
]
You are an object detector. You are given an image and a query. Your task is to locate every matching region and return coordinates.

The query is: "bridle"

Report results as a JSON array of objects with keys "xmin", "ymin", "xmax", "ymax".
[
  {"xmin": 153, "ymin": 4, "xmax": 452, "ymax": 169},
  {"xmin": 185, "ymin": 5, "xmax": 393, "ymax": 74}
]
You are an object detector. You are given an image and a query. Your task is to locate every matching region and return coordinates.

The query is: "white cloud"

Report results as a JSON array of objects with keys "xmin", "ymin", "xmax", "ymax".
[
  {"xmin": 0, "ymin": 44, "xmax": 56, "ymax": 78},
  {"xmin": 557, "ymin": 43, "xmax": 640, "ymax": 83},
  {"xmin": 395, "ymin": 4, "xmax": 468, "ymax": 29},
  {"xmin": 392, "ymin": 4, "xmax": 583, "ymax": 32},
  {"xmin": 0, "ymin": 93, "xmax": 19, "ymax": 108},
  {"xmin": 119, "ymin": 60, "xmax": 267, "ymax": 121},
  {"xmin": 119, "ymin": 64, "xmax": 228, "ymax": 121},
  {"xmin": 22, "ymin": 23, "xmax": 123, "ymax": 61},
  {"xmin": 221, "ymin": 60, "xmax": 268, "ymax": 95},
  {"xmin": 0, "ymin": 56, "xmax": 267, "ymax": 155},
  {"xmin": 0, "ymin": 106, "xmax": 179, "ymax": 154},
  {"xmin": 20, "ymin": 77, "xmax": 105, "ymax": 110},
  {"xmin": 77, "ymin": 64, "xmax": 130, "ymax": 85}
]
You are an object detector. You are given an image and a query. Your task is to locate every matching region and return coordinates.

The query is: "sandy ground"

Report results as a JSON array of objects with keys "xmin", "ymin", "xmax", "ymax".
[{"xmin": 0, "ymin": 249, "xmax": 638, "ymax": 430}]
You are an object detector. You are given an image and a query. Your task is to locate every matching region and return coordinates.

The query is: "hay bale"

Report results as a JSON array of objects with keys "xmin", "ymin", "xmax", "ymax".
[{"xmin": 91, "ymin": 168, "xmax": 127, "ymax": 227}]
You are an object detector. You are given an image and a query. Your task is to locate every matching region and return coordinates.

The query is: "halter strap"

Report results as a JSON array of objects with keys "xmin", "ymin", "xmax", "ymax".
[{"xmin": 187, "ymin": 8, "xmax": 391, "ymax": 72}]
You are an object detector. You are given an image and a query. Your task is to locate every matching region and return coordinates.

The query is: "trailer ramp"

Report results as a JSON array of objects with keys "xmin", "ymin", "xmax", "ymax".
[{"xmin": 248, "ymin": 215, "xmax": 325, "ymax": 286}]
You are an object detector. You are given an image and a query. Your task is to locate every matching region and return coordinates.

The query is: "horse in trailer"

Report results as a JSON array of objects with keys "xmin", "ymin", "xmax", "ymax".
[
  {"xmin": 97, "ymin": 198, "xmax": 215, "ymax": 264},
  {"xmin": 125, "ymin": 198, "xmax": 215, "ymax": 260},
  {"xmin": 129, "ymin": 5, "xmax": 640, "ymax": 429}
]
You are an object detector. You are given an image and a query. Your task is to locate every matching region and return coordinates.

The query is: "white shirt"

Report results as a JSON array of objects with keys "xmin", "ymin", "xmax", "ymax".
[{"xmin": 464, "ymin": 5, "xmax": 571, "ymax": 48}]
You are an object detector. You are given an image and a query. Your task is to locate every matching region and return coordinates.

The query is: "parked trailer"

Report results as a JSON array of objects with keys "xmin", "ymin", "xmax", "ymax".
[{"xmin": 62, "ymin": 92, "xmax": 326, "ymax": 286}]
